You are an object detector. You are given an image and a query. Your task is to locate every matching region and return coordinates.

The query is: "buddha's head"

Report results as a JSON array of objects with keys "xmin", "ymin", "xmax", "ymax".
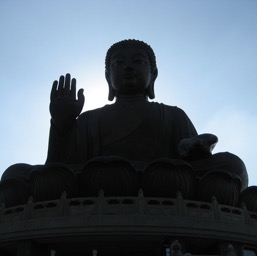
[{"xmin": 105, "ymin": 39, "xmax": 158, "ymax": 101}]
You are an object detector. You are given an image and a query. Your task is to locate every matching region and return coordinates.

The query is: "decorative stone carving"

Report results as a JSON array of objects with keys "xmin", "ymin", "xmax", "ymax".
[
  {"xmin": 142, "ymin": 159, "xmax": 196, "ymax": 199},
  {"xmin": 80, "ymin": 156, "xmax": 139, "ymax": 197},
  {"xmin": 196, "ymin": 169, "xmax": 241, "ymax": 206},
  {"xmin": 30, "ymin": 163, "xmax": 79, "ymax": 202},
  {"xmin": 239, "ymin": 185, "xmax": 257, "ymax": 212}
]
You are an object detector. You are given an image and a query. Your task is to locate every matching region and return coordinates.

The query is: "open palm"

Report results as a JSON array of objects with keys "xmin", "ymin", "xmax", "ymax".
[{"xmin": 50, "ymin": 73, "xmax": 85, "ymax": 122}]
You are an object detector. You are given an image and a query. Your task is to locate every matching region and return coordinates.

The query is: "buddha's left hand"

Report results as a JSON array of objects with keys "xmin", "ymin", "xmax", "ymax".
[{"xmin": 178, "ymin": 133, "xmax": 218, "ymax": 160}]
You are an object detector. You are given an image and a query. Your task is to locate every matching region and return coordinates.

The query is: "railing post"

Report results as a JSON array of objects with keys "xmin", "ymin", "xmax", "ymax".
[
  {"xmin": 58, "ymin": 191, "xmax": 68, "ymax": 217},
  {"xmin": 176, "ymin": 192, "xmax": 185, "ymax": 216},
  {"xmin": 212, "ymin": 196, "xmax": 220, "ymax": 222},
  {"xmin": 241, "ymin": 202, "xmax": 250, "ymax": 224},
  {"xmin": 17, "ymin": 240, "xmax": 48, "ymax": 256},
  {"xmin": 23, "ymin": 196, "xmax": 33, "ymax": 220},
  {"xmin": 138, "ymin": 189, "xmax": 146, "ymax": 214},
  {"xmin": 96, "ymin": 189, "xmax": 104, "ymax": 214}
]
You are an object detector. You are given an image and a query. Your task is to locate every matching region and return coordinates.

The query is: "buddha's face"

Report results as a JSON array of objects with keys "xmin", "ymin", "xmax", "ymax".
[{"xmin": 106, "ymin": 46, "xmax": 156, "ymax": 98}]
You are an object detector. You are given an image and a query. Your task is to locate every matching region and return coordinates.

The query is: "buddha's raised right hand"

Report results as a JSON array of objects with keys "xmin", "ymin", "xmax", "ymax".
[{"xmin": 50, "ymin": 73, "xmax": 85, "ymax": 124}]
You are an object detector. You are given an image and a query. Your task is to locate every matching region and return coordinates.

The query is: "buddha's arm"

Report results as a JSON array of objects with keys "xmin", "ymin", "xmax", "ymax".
[
  {"xmin": 169, "ymin": 107, "xmax": 218, "ymax": 160},
  {"xmin": 45, "ymin": 119, "xmax": 77, "ymax": 163},
  {"xmin": 46, "ymin": 73, "xmax": 85, "ymax": 163}
]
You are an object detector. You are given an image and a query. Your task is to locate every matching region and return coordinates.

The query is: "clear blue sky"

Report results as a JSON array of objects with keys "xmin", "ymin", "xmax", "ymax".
[{"xmin": 1, "ymin": 0, "xmax": 257, "ymax": 185}]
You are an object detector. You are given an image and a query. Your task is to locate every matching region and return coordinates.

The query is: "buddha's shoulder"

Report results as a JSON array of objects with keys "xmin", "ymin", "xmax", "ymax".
[
  {"xmin": 77, "ymin": 103, "xmax": 187, "ymax": 120},
  {"xmin": 151, "ymin": 102, "xmax": 186, "ymax": 114},
  {"xmin": 78, "ymin": 105, "xmax": 113, "ymax": 119}
]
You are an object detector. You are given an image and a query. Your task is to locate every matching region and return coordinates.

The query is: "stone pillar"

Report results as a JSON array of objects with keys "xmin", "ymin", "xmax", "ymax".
[{"xmin": 17, "ymin": 240, "xmax": 48, "ymax": 256}]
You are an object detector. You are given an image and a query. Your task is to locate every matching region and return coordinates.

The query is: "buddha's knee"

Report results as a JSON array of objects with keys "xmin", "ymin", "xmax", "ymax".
[
  {"xmin": 190, "ymin": 152, "xmax": 248, "ymax": 191},
  {"xmin": 1, "ymin": 163, "xmax": 34, "ymax": 183},
  {"xmin": 214, "ymin": 152, "xmax": 248, "ymax": 190},
  {"xmin": 0, "ymin": 164, "xmax": 34, "ymax": 207}
]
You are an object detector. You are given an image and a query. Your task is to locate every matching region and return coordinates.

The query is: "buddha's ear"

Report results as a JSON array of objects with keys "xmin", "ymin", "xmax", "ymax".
[
  {"xmin": 147, "ymin": 68, "xmax": 158, "ymax": 100},
  {"xmin": 105, "ymin": 70, "xmax": 115, "ymax": 101}
]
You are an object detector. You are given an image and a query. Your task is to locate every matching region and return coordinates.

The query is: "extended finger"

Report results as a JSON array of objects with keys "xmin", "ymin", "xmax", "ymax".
[
  {"xmin": 50, "ymin": 80, "xmax": 58, "ymax": 100},
  {"xmin": 77, "ymin": 88, "xmax": 85, "ymax": 107},
  {"xmin": 70, "ymin": 78, "xmax": 76, "ymax": 99},
  {"xmin": 64, "ymin": 73, "xmax": 71, "ymax": 95},
  {"xmin": 58, "ymin": 75, "xmax": 65, "ymax": 96}
]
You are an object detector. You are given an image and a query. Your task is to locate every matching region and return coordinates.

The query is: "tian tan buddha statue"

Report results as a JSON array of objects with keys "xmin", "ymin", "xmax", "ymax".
[{"xmin": 1, "ymin": 39, "xmax": 255, "ymax": 210}]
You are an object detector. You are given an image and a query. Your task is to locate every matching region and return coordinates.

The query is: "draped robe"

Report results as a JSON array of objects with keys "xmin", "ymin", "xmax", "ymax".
[{"xmin": 46, "ymin": 99, "xmax": 197, "ymax": 170}]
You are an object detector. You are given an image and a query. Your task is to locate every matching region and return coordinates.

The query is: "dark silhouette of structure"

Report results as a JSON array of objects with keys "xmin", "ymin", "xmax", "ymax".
[{"xmin": 0, "ymin": 40, "xmax": 257, "ymax": 255}]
